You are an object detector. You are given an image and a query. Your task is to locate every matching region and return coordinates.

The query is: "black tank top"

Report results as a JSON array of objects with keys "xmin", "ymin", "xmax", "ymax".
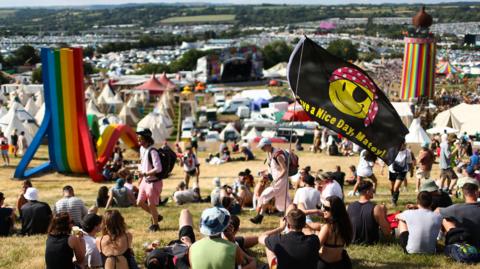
[
  {"xmin": 45, "ymin": 234, "xmax": 74, "ymax": 269},
  {"xmin": 347, "ymin": 201, "xmax": 379, "ymax": 245}
]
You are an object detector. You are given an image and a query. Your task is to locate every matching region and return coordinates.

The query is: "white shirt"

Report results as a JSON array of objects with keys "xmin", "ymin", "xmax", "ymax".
[
  {"xmin": 182, "ymin": 153, "xmax": 199, "ymax": 172},
  {"xmin": 388, "ymin": 149, "xmax": 412, "ymax": 173},
  {"xmin": 357, "ymin": 150, "xmax": 374, "ymax": 177},
  {"xmin": 139, "ymin": 146, "xmax": 162, "ymax": 181},
  {"xmin": 321, "ymin": 180, "xmax": 343, "ymax": 203},
  {"xmin": 293, "ymin": 186, "xmax": 321, "ymax": 210},
  {"xmin": 82, "ymin": 232, "xmax": 102, "ymax": 268}
]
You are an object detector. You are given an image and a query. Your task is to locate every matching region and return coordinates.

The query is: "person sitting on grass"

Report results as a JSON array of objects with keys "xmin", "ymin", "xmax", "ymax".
[
  {"xmin": 396, "ymin": 191, "xmax": 442, "ymax": 254},
  {"xmin": 316, "ymin": 196, "xmax": 353, "ymax": 269},
  {"xmin": 21, "ymin": 187, "xmax": 52, "ymax": 235},
  {"xmin": 173, "ymin": 181, "xmax": 200, "ymax": 205},
  {"xmin": 16, "ymin": 179, "xmax": 32, "ymax": 218},
  {"xmin": 96, "ymin": 186, "xmax": 109, "ymax": 208},
  {"xmin": 45, "ymin": 212, "xmax": 86, "ymax": 269},
  {"xmin": 345, "ymin": 165, "xmax": 357, "ymax": 186},
  {"xmin": 0, "ymin": 192, "xmax": 15, "ymax": 236},
  {"xmin": 240, "ymin": 143, "xmax": 255, "ymax": 161},
  {"xmin": 54, "ymin": 185, "xmax": 88, "ymax": 226},
  {"xmin": 317, "ymin": 172, "xmax": 343, "ymax": 203},
  {"xmin": 437, "ymin": 182, "xmax": 480, "ymax": 248},
  {"xmin": 189, "ymin": 207, "xmax": 256, "ymax": 269},
  {"xmin": 406, "ymin": 179, "xmax": 452, "ymax": 211},
  {"xmin": 347, "ymin": 181, "xmax": 391, "ymax": 245},
  {"xmin": 105, "ymin": 178, "xmax": 135, "ymax": 209},
  {"xmin": 225, "ymin": 215, "xmax": 258, "ymax": 253},
  {"xmin": 144, "ymin": 209, "xmax": 196, "ymax": 269},
  {"xmin": 259, "ymin": 208, "xmax": 320, "ymax": 269},
  {"xmin": 81, "ymin": 213, "xmax": 103, "ymax": 269},
  {"xmin": 293, "ymin": 174, "xmax": 321, "ymax": 224},
  {"xmin": 233, "ymin": 171, "xmax": 253, "ymax": 208}
]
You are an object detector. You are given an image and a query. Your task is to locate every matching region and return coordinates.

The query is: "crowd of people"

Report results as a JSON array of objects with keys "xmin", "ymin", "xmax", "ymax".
[{"xmin": 2, "ymin": 126, "xmax": 480, "ymax": 269}]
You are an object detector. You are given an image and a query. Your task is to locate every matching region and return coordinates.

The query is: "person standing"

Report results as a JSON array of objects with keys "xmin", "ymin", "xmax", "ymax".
[
  {"xmin": 0, "ymin": 132, "xmax": 9, "ymax": 166},
  {"xmin": 439, "ymin": 138, "xmax": 458, "ymax": 191},
  {"xmin": 351, "ymin": 149, "xmax": 377, "ymax": 195},
  {"xmin": 10, "ymin": 129, "xmax": 18, "ymax": 158},
  {"xmin": 250, "ymin": 137, "xmax": 290, "ymax": 224},
  {"xmin": 389, "ymin": 143, "xmax": 411, "ymax": 207},
  {"xmin": 136, "ymin": 129, "xmax": 163, "ymax": 232},
  {"xmin": 181, "ymin": 146, "xmax": 200, "ymax": 189},
  {"xmin": 313, "ymin": 126, "xmax": 322, "ymax": 153},
  {"xmin": 415, "ymin": 142, "xmax": 435, "ymax": 193},
  {"xmin": 18, "ymin": 131, "xmax": 28, "ymax": 156},
  {"xmin": 54, "ymin": 185, "xmax": 88, "ymax": 226}
]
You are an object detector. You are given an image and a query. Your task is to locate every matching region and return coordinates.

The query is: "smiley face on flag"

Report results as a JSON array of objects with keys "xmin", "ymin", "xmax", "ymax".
[{"xmin": 328, "ymin": 67, "xmax": 379, "ymax": 127}]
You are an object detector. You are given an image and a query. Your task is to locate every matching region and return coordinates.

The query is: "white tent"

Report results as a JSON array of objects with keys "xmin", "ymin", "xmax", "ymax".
[
  {"xmin": 1, "ymin": 114, "xmax": 33, "ymax": 144},
  {"xmin": 126, "ymin": 97, "xmax": 137, "ymax": 108},
  {"xmin": 432, "ymin": 103, "xmax": 480, "ymax": 135},
  {"xmin": 118, "ymin": 104, "xmax": 140, "ymax": 126},
  {"xmin": 35, "ymin": 104, "xmax": 45, "ymax": 124},
  {"xmin": 426, "ymin": 126, "xmax": 458, "ymax": 135},
  {"xmin": 137, "ymin": 112, "xmax": 169, "ymax": 143},
  {"xmin": 391, "ymin": 102, "xmax": 414, "ymax": 128},
  {"xmin": 86, "ymin": 100, "xmax": 104, "ymax": 118},
  {"xmin": 405, "ymin": 118, "xmax": 431, "ymax": 144},
  {"xmin": 34, "ymin": 92, "xmax": 44, "ymax": 108},
  {"xmin": 263, "ymin": 62, "xmax": 287, "ymax": 78},
  {"xmin": 25, "ymin": 97, "xmax": 39, "ymax": 116},
  {"xmin": 85, "ymin": 86, "xmax": 96, "ymax": 100},
  {"xmin": 242, "ymin": 127, "xmax": 260, "ymax": 142},
  {"xmin": 219, "ymin": 123, "xmax": 240, "ymax": 142},
  {"xmin": 0, "ymin": 102, "xmax": 36, "ymax": 127},
  {"xmin": 239, "ymin": 89, "xmax": 272, "ymax": 101},
  {"xmin": 0, "ymin": 106, "xmax": 7, "ymax": 119},
  {"xmin": 98, "ymin": 84, "xmax": 115, "ymax": 101}
]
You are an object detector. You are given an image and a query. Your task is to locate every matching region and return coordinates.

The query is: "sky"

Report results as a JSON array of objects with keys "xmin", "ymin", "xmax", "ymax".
[{"xmin": 0, "ymin": 0, "xmax": 474, "ymax": 8}]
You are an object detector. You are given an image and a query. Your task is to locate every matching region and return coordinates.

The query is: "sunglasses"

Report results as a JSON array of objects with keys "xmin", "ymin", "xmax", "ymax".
[{"xmin": 321, "ymin": 204, "xmax": 331, "ymax": 212}]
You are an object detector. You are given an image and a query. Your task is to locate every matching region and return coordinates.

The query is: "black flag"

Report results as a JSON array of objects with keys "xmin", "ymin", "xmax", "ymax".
[{"xmin": 287, "ymin": 37, "xmax": 408, "ymax": 164}]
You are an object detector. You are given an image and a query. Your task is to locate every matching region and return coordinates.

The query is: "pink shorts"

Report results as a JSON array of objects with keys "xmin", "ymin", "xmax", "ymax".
[{"xmin": 137, "ymin": 180, "xmax": 163, "ymax": 206}]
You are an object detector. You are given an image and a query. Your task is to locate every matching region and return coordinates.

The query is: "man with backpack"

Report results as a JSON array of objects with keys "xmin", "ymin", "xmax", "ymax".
[
  {"xmin": 250, "ymin": 137, "xmax": 294, "ymax": 224},
  {"xmin": 137, "ymin": 129, "xmax": 164, "ymax": 232}
]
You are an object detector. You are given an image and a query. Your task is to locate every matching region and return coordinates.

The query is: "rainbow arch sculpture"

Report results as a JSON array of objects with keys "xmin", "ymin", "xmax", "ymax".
[{"xmin": 14, "ymin": 48, "xmax": 138, "ymax": 182}]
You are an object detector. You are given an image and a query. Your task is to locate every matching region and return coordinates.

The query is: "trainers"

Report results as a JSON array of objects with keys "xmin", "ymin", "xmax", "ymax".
[
  {"xmin": 159, "ymin": 198, "xmax": 169, "ymax": 206},
  {"xmin": 148, "ymin": 224, "xmax": 160, "ymax": 232},
  {"xmin": 250, "ymin": 214, "xmax": 264, "ymax": 224}
]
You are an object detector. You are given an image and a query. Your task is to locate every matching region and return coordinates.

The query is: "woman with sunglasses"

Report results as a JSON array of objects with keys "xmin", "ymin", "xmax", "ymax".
[
  {"xmin": 45, "ymin": 212, "xmax": 86, "ymax": 269},
  {"xmin": 317, "ymin": 196, "xmax": 353, "ymax": 269}
]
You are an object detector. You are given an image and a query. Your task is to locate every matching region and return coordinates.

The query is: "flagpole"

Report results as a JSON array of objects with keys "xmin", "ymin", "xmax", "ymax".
[{"xmin": 284, "ymin": 37, "xmax": 306, "ymax": 216}]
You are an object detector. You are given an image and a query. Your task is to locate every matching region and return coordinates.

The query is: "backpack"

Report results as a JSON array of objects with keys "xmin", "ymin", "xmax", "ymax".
[
  {"xmin": 445, "ymin": 243, "xmax": 480, "ymax": 264},
  {"xmin": 148, "ymin": 145, "xmax": 178, "ymax": 181},
  {"xmin": 272, "ymin": 149, "xmax": 299, "ymax": 177},
  {"xmin": 145, "ymin": 243, "xmax": 189, "ymax": 269}
]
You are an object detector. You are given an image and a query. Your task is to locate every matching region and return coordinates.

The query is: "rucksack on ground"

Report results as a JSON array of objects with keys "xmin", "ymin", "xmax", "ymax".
[
  {"xmin": 445, "ymin": 243, "xmax": 480, "ymax": 264},
  {"xmin": 148, "ymin": 145, "xmax": 178, "ymax": 180},
  {"xmin": 273, "ymin": 149, "xmax": 299, "ymax": 177}
]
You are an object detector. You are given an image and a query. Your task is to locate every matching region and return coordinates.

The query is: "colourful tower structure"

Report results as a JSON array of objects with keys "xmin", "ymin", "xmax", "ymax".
[{"xmin": 400, "ymin": 7, "xmax": 436, "ymax": 100}]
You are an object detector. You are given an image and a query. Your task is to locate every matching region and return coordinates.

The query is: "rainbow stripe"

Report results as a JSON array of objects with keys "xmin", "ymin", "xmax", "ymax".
[
  {"xmin": 400, "ymin": 37, "xmax": 436, "ymax": 100},
  {"xmin": 15, "ymin": 48, "xmax": 138, "ymax": 182}
]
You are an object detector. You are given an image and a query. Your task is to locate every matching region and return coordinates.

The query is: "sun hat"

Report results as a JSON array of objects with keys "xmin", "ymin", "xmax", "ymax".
[
  {"xmin": 257, "ymin": 137, "xmax": 272, "ymax": 149},
  {"xmin": 420, "ymin": 179, "xmax": 439, "ymax": 192},
  {"xmin": 24, "ymin": 187, "xmax": 39, "ymax": 201},
  {"xmin": 200, "ymin": 207, "xmax": 231, "ymax": 236}
]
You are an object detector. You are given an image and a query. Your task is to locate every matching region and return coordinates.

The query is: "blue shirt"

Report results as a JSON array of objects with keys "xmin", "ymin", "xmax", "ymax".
[{"xmin": 470, "ymin": 154, "xmax": 479, "ymax": 168}]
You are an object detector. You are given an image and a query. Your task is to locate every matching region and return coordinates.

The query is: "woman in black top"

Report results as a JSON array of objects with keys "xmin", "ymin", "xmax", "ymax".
[{"xmin": 45, "ymin": 212, "xmax": 85, "ymax": 269}]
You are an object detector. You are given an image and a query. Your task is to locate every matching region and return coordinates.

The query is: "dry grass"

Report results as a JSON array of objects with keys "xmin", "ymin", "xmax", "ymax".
[{"xmin": 0, "ymin": 144, "xmax": 479, "ymax": 269}]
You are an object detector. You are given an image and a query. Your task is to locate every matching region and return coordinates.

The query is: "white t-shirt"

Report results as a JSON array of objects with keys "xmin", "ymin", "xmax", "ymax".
[
  {"xmin": 293, "ymin": 186, "xmax": 321, "ymax": 210},
  {"xmin": 183, "ymin": 153, "xmax": 199, "ymax": 172},
  {"xmin": 398, "ymin": 208, "xmax": 442, "ymax": 254},
  {"xmin": 389, "ymin": 149, "xmax": 412, "ymax": 173},
  {"xmin": 321, "ymin": 180, "xmax": 344, "ymax": 202},
  {"xmin": 357, "ymin": 150, "xmax": 374, "ymax": 177},
  {"xmin": 82, "ymin": 232, "xmax": 102, "ymax": 268},
  {"xmin": 174, "ymin": 189, "xmax": 196, "ymax": 204}
]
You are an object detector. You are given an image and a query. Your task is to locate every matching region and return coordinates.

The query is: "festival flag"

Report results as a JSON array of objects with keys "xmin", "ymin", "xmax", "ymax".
[{"xmin": 287, "ymin": 37, "xmax": 408, "ymax": 164}]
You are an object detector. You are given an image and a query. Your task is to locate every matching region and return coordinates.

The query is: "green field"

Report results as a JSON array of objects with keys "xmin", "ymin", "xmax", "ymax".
[
  {"xmin": 0, "ymin": 9, "xmax": 15, "ymax": 19},
  {"xmin": 160, "ymin": 14, "xmax": 236, "ymax": 24}
]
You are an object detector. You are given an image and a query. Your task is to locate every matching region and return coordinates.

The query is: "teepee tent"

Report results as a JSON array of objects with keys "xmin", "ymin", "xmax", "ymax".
[
  {"xmin": 0, "ymin": 102, "xmax": 35, "ymax": 127},
  {"xmin": 35, "ymin": 104, "xmax": 45, "ymax": 124},
  {"xmin": 137, "ymin": 112, "xmax": 169, "ymax": 143},
  {"xmin": 25, "ymin": 97, "xmax": 39, "ymax": 116},
  {"xmin": 405, "ymin": 118, "xmax": 431, "ymax": 144},
  {"xmin": 86, "ymin": 99, "xmax": 104, "ymax": 118},
  {"xmin": 1, "ymin": 113, "xmax": 33, "ymax": 144},
  {"xmin": 219, "ymin": 123, "xmax": 240, "ymax": 142},
  {"xmin": 0, "ymin": 106, "xmax": 7, "ymax": 119},
  {"xmin": 118, "ymin": 104, "xmax": 141, "ymax": 126},
  {"xmin": 85, "ymin": 86, "xmax": 96, "ymax": 100},
  {"xmin": 243, "ymin": 127, "xmax": 261, "ymax": 142}
]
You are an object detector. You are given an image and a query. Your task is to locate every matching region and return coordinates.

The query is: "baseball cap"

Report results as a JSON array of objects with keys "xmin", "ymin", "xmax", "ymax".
[
  {"xmin": 24, "ymin": 187, "xmax": 39, "ymax": 201},
  {"xmin": 257, "ymin": 137, "xmax": 272, "ymax": 149},
  {"xmin": 136, "ymin": 128, "xmax": 152, "ymax": 137}
]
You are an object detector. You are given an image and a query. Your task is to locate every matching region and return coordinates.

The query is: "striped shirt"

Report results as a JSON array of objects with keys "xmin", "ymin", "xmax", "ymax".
[{"xmin": 54, "ymin": 197, "xmax": 88, "ymax": 226}]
